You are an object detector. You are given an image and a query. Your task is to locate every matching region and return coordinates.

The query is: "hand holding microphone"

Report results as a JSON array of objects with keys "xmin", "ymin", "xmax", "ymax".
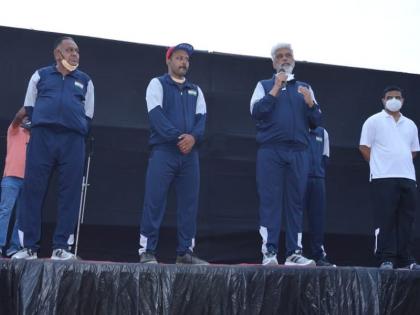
[
  {"xmin": 275, "ymin": 69, "xmax": 287, "ymax": 90},
  {"xmin": 269, "ymin": 69, "xmax": 287, "ymax": 97}
]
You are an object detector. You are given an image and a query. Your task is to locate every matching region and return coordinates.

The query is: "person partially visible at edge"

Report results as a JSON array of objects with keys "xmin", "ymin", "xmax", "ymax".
[
  {"xmin": 303, "ymin": 126, "xmax": 335, "ymax": 267},
  {"xmin": 359, "ymin": 85, "xmax": 420, "ymax": 270},
  {"xmin": 138, "ymin": 43, "xmax": 208, "ymax": 265},
  {"xmin": 250, "ymin": 43, "xmax": 322, "ymax": 266},
  {"xmin": 12, "ymin": 36, "xmax": 94, "ymax": 260},
  {"xmin": 0, "ymin": 107, "xmax": 30, "ymax": 257}
]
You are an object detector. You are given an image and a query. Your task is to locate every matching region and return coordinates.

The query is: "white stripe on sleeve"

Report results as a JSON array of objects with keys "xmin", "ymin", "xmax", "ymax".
[
  {"xmin": 196, "ymin": 86, "xmax": 207, "ymax": 114},
  {"xmin": 84, "ymin": 80, "xmax": 95, "ymax": 118},
  {"xmin": 145, "ymin": 78, "xmax": 163, "ymax": 112},
  {"xmin": 23, "ymin": 71, "xmax": 40, "ymax": 108},
  {"xmin": 323, "ymin": 129, "xmax": 330, "ymax": 157},
  {"xmin": 250, "ymin": 82, "xmax": 265, "ymax": 114}
]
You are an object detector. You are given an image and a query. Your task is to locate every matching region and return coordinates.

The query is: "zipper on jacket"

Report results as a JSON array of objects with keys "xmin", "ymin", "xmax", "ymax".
[
  {"xmin": 285, "ymin": 87, "xmax": 296, "ymax": 143},
  {"xmin": 58, "ymin": 75, "xmax": 65, "ymax": 124},
  {"xmin": 181, "ymin": 89, "xmax": 188, "ymax": 133}
]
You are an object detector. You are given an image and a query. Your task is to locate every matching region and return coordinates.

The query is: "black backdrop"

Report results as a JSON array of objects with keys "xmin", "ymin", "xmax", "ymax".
[{"xmin": 1, "ymin": 26, "xmax": 420, "ymax": 264}]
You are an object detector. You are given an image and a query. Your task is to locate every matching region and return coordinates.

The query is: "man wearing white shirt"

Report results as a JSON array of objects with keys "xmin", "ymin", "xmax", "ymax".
[{"xmin": 360, "ymin": 85, "xmax": 420, "ymax": 270}]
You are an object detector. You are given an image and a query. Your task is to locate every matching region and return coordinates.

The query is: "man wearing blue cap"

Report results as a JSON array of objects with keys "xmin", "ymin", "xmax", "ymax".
[{"xmin": 139, "ymin": 43, "xmax": 208, "ymax": 265}]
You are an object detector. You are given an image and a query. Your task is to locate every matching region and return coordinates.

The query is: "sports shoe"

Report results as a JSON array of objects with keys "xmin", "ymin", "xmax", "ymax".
[
  {"xmin": 11, "ymin": 248, "xmax": 38, "ymax": 260},
  {"xmin": 401, "ymin": 263, "xmax": 420, "ymax": 270},
  {"xmin": 139, "ymin": 251, "xmax": 158, "ymax": 264},
  {"xmin": 176, "ymin": 252, "xmax": 209, "ymax": 265},
  {"xmin": 316, "ymin": 257, "xmax": 336, "ymax": 267},
  {"xmin": 6, "ymin": 248, "xmax": 20, "ymax": 257},
  {"xmin": 262, "ymin": 251, "xmax": 278, "ymax": 265},
  {"xmin": 51, "ymin": 249, "xmax": 77, "ymax": 260},
  {"xmin": 379, "ymin": 261, "xmax": 394, "ymax": 270},
  {"xmin": 285, "ymin": 252, "xmax": 315, "ymax": 266}
]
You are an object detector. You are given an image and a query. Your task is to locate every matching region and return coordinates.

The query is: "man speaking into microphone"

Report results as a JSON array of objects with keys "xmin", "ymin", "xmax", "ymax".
[{"xmin": 250, "ymin": 43, "xmax": 322, "ymax": 266}]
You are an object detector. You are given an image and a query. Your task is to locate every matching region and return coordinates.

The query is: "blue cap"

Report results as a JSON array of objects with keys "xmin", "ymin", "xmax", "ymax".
[{"xmin": 166, "ymin": 43, "xmax": 194, "ymax": 60}]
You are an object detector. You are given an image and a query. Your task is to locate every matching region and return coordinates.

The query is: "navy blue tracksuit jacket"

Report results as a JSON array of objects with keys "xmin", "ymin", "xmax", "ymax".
[
  {"xmin": 20, "ymin": 65, "xmax": 94, "ymax": 251},
  {"xmin": 139, "ymin": 74, "xmax": 206, "ymax": 255},
  {"xmin": 251, "ymin": 74, "xmax": 322, "ymax": 256}
]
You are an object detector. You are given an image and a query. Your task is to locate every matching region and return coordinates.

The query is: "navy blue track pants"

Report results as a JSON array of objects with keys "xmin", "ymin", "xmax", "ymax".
[
  {"xmin": 139, "ymin": 148, "xmax": 200, "ymax": 255},
  {"xmin": 257, "ymin": 145, "xmax": 309, "ymax": 256},
  {"xmin": 304, "ymin": 177, "xmax": 326, "ymax": 260},
  {"xmin": 19, "ymin": 127, "xmax": 85, "ymax": 251}
]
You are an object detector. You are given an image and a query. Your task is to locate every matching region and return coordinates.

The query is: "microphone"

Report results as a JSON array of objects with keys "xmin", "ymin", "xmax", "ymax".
[{"xmin": 277, "ymin": 68, "xmax": 287, "ymax": 90}]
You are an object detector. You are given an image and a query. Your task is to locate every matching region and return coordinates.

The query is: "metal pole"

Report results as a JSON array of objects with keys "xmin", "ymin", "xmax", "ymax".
[{"xmin": 74, "ymin": 137, "xmax": 94, "ymax": 257}]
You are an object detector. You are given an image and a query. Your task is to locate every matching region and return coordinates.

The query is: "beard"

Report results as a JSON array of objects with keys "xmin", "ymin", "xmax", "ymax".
[{"xmin": 276, "ymin": 62, "xmax": 295, "ymax": 74}]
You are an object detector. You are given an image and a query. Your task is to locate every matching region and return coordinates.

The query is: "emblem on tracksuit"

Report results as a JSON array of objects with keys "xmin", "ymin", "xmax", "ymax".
[
  {"xmin": 316, "ymin": 136, "xmax": 323, "ymax": 142},
  {"xmin": 74, "ymin": 81, "xmax": 84, "ymax": 90},
  {"xmin": 187, "ymin": 89, "xmax": 197, "ymax": 96}
]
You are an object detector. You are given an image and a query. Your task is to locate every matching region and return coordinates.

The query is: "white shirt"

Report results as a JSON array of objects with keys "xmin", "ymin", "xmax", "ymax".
[{"xmin": 360, "ymin": 110, "xmax": 420, "ymax": 181}]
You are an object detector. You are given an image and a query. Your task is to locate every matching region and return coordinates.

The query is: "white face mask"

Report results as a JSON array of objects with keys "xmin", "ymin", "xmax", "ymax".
[
  {"xmin": 61, "ymin": 58, "xmax": 78, "ymax": 72},
  {"xmin": 385, "ymin": 98, "xmax": 402, "ymax": 112},
  {"xmin": 58, "ymin": 50, "xmax": 78, "ymax": 72}
]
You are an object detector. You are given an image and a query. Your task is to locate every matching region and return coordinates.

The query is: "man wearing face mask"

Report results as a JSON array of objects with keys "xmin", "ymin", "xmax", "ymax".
[
  {"xmin": 138, "ymin": 43, "xmax": 208, "ymax": 265},
  {"xmin": 360, "ymin": 86, "xmax": 420, "ymax": 270},
  {"xmin": 12, "ymin": 36, "xmax": 94, "ymax": 260},
  {"xmin": 250, "ymin": 43, "xmax": 322, "ymax": 266}
]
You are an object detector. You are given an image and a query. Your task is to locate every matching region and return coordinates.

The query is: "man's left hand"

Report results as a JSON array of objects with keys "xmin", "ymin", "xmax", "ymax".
[
  {"xmin": 177, "ymin": 134, "xmax": 196, "ymax": 155},
  {"xmin": 298, "ymin": 86, "xmax": 315, "ymax": 108}
]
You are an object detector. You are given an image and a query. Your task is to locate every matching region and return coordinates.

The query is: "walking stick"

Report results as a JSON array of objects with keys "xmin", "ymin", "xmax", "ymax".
[{"xmin": 75, "ymin": 137, "xmax": 94, "ymax": 257}]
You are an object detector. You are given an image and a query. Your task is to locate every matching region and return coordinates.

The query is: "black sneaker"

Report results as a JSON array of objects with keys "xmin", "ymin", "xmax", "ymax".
[
  {"xmin": 316, "ymin": 257, "xmax": 336, "ymax": 267},
  {"xmin": 401, "ymin": 263, "xmax": 420, "ymax": 270},
  {"xmin": 379, "ymin": 261, "xmax": 394, "ymax": 270},
  {"xmin": 176, "ymin": 252, "xmax": 209, "ymax": 265},
  {"xmin": 139, "ymin": 252, "xmax": 158, "ymax": 264}
]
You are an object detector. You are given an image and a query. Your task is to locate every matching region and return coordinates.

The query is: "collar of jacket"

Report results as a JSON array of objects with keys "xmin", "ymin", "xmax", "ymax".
[
  {"xmin": 50, "ymin": 64, "xmax": 79, "ymax": 78},
  {"xmin": 163, "ymin": 73, "xmax": 194, "ymax": 89}
]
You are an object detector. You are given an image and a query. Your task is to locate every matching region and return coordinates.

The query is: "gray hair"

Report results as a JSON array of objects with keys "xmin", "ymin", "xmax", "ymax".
[{"xmin": 271, "ymin": 43, "xmax": 293, "ymax": 60}]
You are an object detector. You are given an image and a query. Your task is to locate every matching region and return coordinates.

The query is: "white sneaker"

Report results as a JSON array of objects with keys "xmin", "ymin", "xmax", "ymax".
[
  {"xmin": 11, "ymin": 248, "xmax": 38, "ymax": 260},
  {"xmin": 262, "ymin": 252, "xmax": 278, "ymax": 265},
  {"xmin": 51, "ymin": 249, "xmax": 77, "ymax": 261},
  {"xmin": 285, "ymin": 253, "xmax": 315, "ymax": 266}
]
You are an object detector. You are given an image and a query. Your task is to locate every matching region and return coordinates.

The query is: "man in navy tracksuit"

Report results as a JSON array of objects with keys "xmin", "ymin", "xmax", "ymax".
[
  {"xmin": 139, "ymin": 43, "xmax": 208, "ymax": 265},
  {"xmin": 250, "ymin": 43, "xmax": 322, "ymax": 266},
  {"xmin": 304, "ymin": 127, "xmax": 335, "ymax": 266},
  {"xmin": 12, "ymin": 36, "xmax": 94, "ymax": 260}
]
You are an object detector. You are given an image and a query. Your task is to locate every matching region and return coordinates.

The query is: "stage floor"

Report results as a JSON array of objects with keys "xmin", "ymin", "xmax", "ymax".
[{"xmin": 1, "ymin": 259, "xmax": 420, "ymax": 314}]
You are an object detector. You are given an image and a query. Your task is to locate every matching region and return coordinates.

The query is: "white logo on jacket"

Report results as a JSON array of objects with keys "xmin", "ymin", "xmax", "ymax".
[{"xmin": 75, "ymin": 81, "xmax": 84, "ymax": 90}]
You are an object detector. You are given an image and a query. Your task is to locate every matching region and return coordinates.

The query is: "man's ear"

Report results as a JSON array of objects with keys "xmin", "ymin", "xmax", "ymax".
[{"xmin": 54, "ymin": 48, "xmax": 61, "ymax": 61}]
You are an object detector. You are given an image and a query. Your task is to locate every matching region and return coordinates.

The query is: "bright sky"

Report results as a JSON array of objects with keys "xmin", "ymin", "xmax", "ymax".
[{"xmin": 2, "ymin": 0, "xmax": 420, "ymax": 74}]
